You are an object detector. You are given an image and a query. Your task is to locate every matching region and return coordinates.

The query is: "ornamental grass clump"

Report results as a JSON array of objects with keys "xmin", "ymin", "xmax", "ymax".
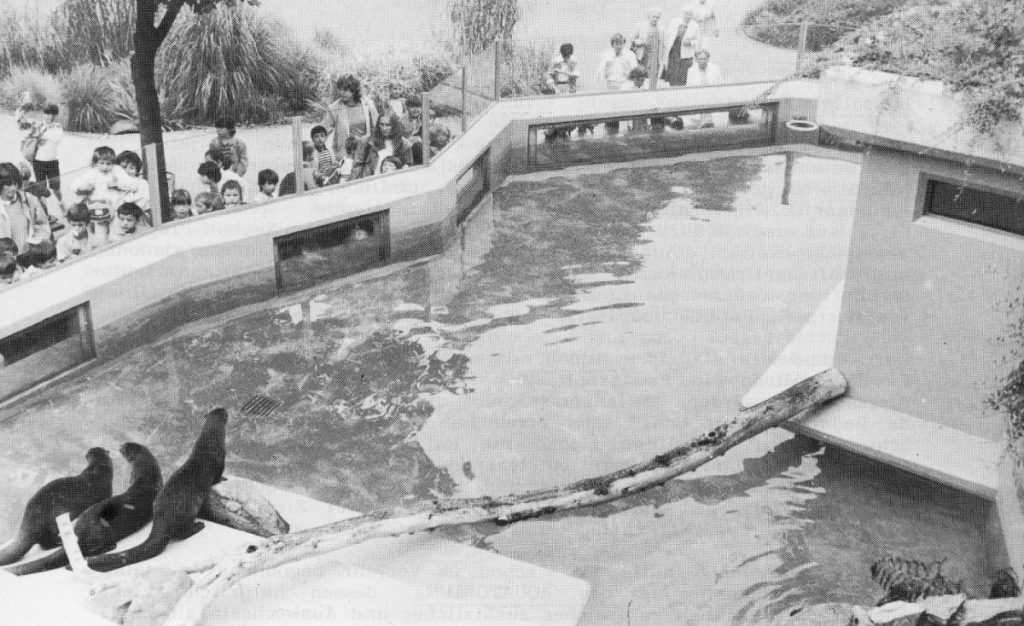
[
  {"xmin": 0, "ymin": 8, "xmax": 68, "ymax": 77},
  {"xmin": 156, "ymin": 4, "xmax": 319, "ymax": 124},
  {"xmin": 51, "ymin": 0, "xmax": 135, "ymax": 68},
  {"xmin": 60, "ymin": 64, "xmax": 128, "ymax": 133},
  {"xmin": 0, "ymin": 66, "xmax": 62, "ymax": 110}
]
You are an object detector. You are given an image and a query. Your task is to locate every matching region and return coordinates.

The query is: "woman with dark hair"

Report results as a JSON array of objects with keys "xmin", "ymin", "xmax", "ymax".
[
  {"xmin": 320, "ymin": 74, "xmax": 380, "ymax": 158},
  {"xmin": 349, "ymin": 113, "xmax": 414, "ymax": 180}
]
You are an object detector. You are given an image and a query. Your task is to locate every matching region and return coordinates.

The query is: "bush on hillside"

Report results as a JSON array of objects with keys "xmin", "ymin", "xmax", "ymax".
[
  {"xmin": 0, "ymin": 66, "xmax": 62, "ymax": 111},
  {"xmin": 156, "ymin": 4, "xmax": 320, "ymax": 124},
  {"xmin": 743, "ymin": 0, "xmax": 914, "ymax": 52},
  {"xmin": 814, "ymin": 0, "xmax": 1024, "ymax": 134},
  {"xmin": 499, "ymin": 40, "xmax": 553, "ymax": 98},
  {"xmin": 314, "ymin": 46, "xmax": 456, "ymax": 112}
]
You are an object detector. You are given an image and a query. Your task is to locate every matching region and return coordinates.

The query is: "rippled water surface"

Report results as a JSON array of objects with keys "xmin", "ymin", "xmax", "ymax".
[{"xmin": 0, "ymin": 152, "xmax": 999, "ymax": 623}]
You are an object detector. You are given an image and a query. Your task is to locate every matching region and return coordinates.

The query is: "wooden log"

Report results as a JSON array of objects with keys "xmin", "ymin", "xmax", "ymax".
[
  {"xmin": 105, "ymin": 368, "xmax": 846, "ymax": 626},
  {"xmin": 200, "ymin": 479, "xmax": 290, "ymax": 538}
]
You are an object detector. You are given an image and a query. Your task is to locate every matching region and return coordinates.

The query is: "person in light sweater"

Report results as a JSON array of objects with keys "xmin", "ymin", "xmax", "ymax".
[{"xmin": 596, "ymin": 33, "xmax": 638, "ymax": 91}]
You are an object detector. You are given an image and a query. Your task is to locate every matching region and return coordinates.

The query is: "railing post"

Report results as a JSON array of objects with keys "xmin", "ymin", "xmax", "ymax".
[
  {"xmin": 143, "ymin": 142, "xmax": 167, "ymax": 226},
  {"xmin": 461, "ymin": 66, "xmax": 467, "ymax": 133},
  {"xmin": 649, "ymin": 29, "xmax": 661, "ymax": 91},
  {"xmin": 796, "ymin": 21, "xmax": 809, "ymax": 72},
  {"xmin": 493, "ymin": 40, "xmax": 501, "ymax": 100},
  {"xmin": 291, "ymin": 116, "xmax": 303, "ymax": 194},
  {"xmin": 421, "ymin": 90, "xmax": 432, "ymax": 165}
]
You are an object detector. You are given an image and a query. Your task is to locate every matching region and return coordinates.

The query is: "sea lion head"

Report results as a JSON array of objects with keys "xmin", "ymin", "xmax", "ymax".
[
  {"xmin": 120, "ymin": 442, "xmax": 147, "ymax": 462},
  {"xmin": 206, "ymin": 408, "xmax": 229, "ymax": 424},
  {"xmin": 86, "ymin": 447, "xmax": 111, "ymax": 463}
]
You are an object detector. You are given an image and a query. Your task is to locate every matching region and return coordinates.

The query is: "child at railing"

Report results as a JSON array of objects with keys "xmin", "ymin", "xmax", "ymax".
[
  {"xmin": 310, "ymin": 126, "xmax": 340, "ymax": 187},
  {"xmin": 209, "ymin": 116, "xmax": 248, "ymax": 177},
  {"xmin": 171, "ymin": 189, "xmax": 193, "ymax": 220},
  {"xmin": 56, "ymin": 203, "xmax": 94, "ymax": 262},
  {"xmin": 255, "ymin": 170, "xmax": 278, "ymax": 203},
  {"xmin": 111, "ymin": 202, "xmax": 150, "ymax": 242},
  {"xmin": 221, "ymin": 180, "xmax": 245, "ymax": 208},
  {"xmin": 114, "ymin": 150, "xmax": 151, "ymax": 223},
  {"xmin": 71, "ymin": 146, "xmax": 121, "ymax": 244},
  {"xmin": 19, "ymin": 240, "xmax": 56, "ymax": 278},
  {"xmin": 379, "ymin": 156, "xmax": 404, "ymax": 174},
  {"xmin": 193, "ymin": 191, "xmax": 224, "ymax": 215},
  {"xmin": 0, "ymin": 252, "xmax": 20, "ymax": 286}
]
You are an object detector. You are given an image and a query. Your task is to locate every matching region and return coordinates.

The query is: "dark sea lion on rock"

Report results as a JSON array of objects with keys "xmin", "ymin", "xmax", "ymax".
[
  {"xmin": 0, "ymin": 447, "xmax": 114, "ymax": 566},
  {"xmin": 5, "ymin": 442, "xmax": 163, "ymax": 575},
  {"xmin": 86, "ymin": 409, "xmax": 227, "ymax": 572}
]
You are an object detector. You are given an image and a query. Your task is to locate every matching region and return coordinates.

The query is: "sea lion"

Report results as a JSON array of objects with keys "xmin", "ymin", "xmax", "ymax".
[
  {"xmin": 5, "ymin": 442, "xmax": 163, "ymax": 575},
  {"xmin": 0, "ymin": 447, "xmax": 114, "ymax": 566},
  {"xmin": 85, "ymin": 409, "xmax": 227, "ymax": 572}
]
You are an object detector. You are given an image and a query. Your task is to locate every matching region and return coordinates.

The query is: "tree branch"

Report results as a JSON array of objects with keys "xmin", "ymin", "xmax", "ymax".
[
  {"xmin": 154, "ymin": 0, "xmax": 187, "ymax": 44},
  {"xmin": 146, "ymin": 368, "xmax": 846, "ymax": 626}
]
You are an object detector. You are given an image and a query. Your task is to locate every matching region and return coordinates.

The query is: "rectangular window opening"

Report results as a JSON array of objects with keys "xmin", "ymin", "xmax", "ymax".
[
  {"xmin": 456, "ymin": 150, "xmax": 490, "ymax": 225},
  {"xmin": 0, "ymin": 304, "xmax": 94, "ymax": 402},
  {"xmin": 923, "ymin": 179, "xmax": 1024, "ymax": 237},
  {"xmin": 274, "ymin": 210, "xmax": 390, "ymax": 290},
  {"xmin": 528, "ymin": 103, "xmax": 777, "ymax": 171}
]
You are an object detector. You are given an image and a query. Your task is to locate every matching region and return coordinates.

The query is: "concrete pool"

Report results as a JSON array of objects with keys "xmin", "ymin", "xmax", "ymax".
[{"xmin": 0, "ymin": 151, "xmax": 1003, "ymax": 623}]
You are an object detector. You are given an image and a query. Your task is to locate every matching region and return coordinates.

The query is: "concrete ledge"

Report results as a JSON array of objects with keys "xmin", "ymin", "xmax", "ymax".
[{"xmin": 788, "ymin": 397, "xmax": 1001, "ymax": 499}]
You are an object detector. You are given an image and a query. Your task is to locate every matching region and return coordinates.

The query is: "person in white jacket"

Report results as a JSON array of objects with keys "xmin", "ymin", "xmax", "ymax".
[
  {"xmin": 662, "ymin": 11, "xmax": 701, "ymax": 86},
  {"xmin": 686, "ymin": 49, "xmax": 726, "ymax": 126},
  {"xmin": 595, "ymin": 33, "xmax": 638, "ymax": 91},
  {"xmin": 16, "ymin": 103, "xmax": 63, "ymax": 196}
]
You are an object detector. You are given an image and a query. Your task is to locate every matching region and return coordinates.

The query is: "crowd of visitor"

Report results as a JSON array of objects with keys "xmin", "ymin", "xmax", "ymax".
[
  {"xmin": 1, "ymin": 2, "xmax": 728, "ymax": 288},
  {"xmin": 0, "ymin": 74, "xmax": 455, "ymax": 287}
]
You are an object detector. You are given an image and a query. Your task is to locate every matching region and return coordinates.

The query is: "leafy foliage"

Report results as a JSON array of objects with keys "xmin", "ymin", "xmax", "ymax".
[
  {"xmin": 870, "ymin": 555, "xmax": 966, "ymax": 604},
  {"xmin": 805, "ymin": 0, "xmax": 1024, "ymax": 134},
  {"xmin": 156, "ymin": 3, "xmax": 320, "ymax": 124},
  {"xmin": 0, "ymin": 8, "xmax": 69, "ymax": 77},
  {"xmin": 742, "ymin": 0, "xmax": 911, "ymax": 52},
  {"xmin": 498, "ymin": 40, "xmax": 554, "ymax": 98},
  {"xmin": 449, "ymin": 0, "xmax": 521, "ymax": 55}
]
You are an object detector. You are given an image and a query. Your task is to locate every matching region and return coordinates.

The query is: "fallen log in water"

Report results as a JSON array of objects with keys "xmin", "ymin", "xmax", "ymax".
[{"xmin": 91, "ymin": 367, "xmax": 847, "ymax": 626}]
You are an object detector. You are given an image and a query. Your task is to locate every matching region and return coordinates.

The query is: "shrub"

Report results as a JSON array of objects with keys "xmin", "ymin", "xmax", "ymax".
[
  {"xmin": 815, "ymin": 0, "xmax": 1024, "ymax": 133},
  {"xmin": 156, "ymin": 4, "xmax": 320, "ymax": 124},
  {"xmin": 499, "ymin": 40, "xmax": 553, "ymax": 97},
  {"xmin": 449, "ymin": 0, "xmax": 521, "ymax": 55},
  {"xmin": 0, "ymin": 66, "xmax": 62, "ymax": 111},
  {"xmin": 742, "ymin": 0, "xmax": 914, "ymax": 52},
  {"xmin": 60, "ymin": 64, "xmax": 125, "ymax": 132},
  {"xmin": 52, "ymin": 0, "xmax": 135, "ymax": 67}
]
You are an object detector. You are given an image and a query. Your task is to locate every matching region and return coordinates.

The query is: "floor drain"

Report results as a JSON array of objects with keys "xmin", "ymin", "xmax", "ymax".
[{"xmin": 239, "ymin": 394, "xmax": 281, "ymax": 417}]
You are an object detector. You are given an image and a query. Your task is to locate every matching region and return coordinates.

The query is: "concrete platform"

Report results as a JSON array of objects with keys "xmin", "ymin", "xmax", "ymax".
[
  {"xmin": 0, "ymin": 479, "xmax": 590, "ymax": 625},
  {"xmin": 741, "ymin": 281, "xmax": 1002, "ymax": 499}
]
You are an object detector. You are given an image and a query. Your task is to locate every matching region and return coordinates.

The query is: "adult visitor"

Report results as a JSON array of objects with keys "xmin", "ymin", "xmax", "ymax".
[
  {"xmin": 690, "ymin": 0, "xmax": 719, "ymax": 40},
  {"xmin": 631, "ymin": 7, "xmax": 664, "ymax": 77},
  {"xmin": 686, "ymin": 49, "xmax": 725, "ymax": 126},
  {"xmin": 320, "ymin": 75, "xmax": 380, "ymax": 159},
  {"xmin": 0, "ymin": 163, "xmax": 52, "ymax": 252},
  {"xmin": 545, "ymin": 43, "xmax": 580, "ymax": 94},
  {"xmin": 595, "ymin": 33, "xmax": 638, "ymax": 91},
  {"xmin": 350, "ymin": 113, "xmax": 414, "ymax": 180},
  {"xmin": 16, "ymin": 104, "xmax": 63, "ymax": 195},
  {"xmin": 662, "ymin": 10, "xmax": 700, "ymax": 86}
]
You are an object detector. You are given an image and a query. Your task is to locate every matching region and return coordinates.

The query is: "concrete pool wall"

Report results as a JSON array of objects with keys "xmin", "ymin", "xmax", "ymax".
[{"xmin": 2, "ymin": 72, "xmax": 1024, "ymax": 583}]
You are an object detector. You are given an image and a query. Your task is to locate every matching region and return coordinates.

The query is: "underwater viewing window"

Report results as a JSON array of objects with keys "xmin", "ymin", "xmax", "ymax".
[
  {"xmin": 274, "ymin": 210, "xmax": 390, "ymax": 289},
  {"xmin": 0, "ymin": 304, "xmax": 95, "ymax": 402},
  {"xmin": 527, "ymin": 103, "xmax": 777, "ymax": 171},
  {"xmin": 923, "ymin": 179, "xmax": 1024, "ymax": 237},
  {"xmin": 455, "ymin": 149, "xmax": 490, "ymax": 225}
]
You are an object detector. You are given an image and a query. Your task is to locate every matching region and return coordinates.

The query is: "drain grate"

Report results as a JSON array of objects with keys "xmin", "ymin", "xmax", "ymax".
[{"xmin": 239, "ymin": 394, "xmax": 281, "ymax": 417}]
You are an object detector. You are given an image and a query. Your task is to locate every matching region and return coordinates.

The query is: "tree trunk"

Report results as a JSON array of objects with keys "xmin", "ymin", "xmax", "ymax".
[{"xmin": 146, "ymin": 368, "xmax": 847, "ymax": 626}]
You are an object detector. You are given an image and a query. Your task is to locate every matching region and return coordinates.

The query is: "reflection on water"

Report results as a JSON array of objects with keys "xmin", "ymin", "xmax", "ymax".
[{"xmin": 0, "ymin": 153, "xmax": 998, "ymax": 623}]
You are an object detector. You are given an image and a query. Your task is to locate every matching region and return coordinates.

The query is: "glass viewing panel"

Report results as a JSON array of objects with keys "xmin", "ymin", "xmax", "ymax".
[
  {"xmin": 528, "ymin": 104, "xmax": 777, "ymax": 171},
  {"xmin": 455, "ymin": 149, "xmax": 490, "ymax": 225},
  {"xmin": 924, "ymin": 179, "xmax": 1024, "ymax": 237},
  {"xmin": 0, "ymin": 305, "xmax": 94, "ymax": 402},
  {"xmin": 275, "ymin": 211, "xmax": 390, "ymax": 289}
]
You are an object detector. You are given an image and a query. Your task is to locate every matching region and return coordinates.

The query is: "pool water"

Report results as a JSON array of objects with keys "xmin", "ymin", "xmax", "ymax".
[{"xmin": 0, "ymin": 151, "xmax": 1000, "ymax": 623}]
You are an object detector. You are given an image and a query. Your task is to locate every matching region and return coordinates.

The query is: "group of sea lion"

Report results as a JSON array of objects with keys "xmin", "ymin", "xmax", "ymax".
[{"xmin": 0, "ymin": 408, "xmax": 228, "ymax": 575}]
